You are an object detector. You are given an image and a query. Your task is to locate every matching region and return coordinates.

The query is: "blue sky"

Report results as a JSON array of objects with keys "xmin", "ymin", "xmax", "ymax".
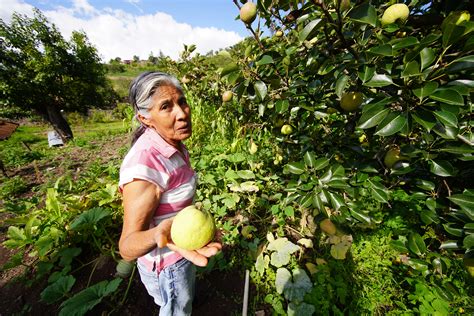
[{"xmin": 1, "ymin": 0, "xmax": 250, "ymax": 61}]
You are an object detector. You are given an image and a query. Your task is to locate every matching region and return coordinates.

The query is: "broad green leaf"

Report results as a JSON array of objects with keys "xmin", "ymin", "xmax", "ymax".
[
  {"xmin": 313, "ymin": 157, "xmax": 330, "ymax": 170},
  {"xmin": 442, "ymin": 24, "xmax": 467, "ymax": 48},
  {"xmin": 219, "ymin": 63, "xmax": 239, "ymax": 76},
  {"xmin": 255, "ymin": 55, "xmax": 274, "ymax": 66},
  {"xmin": 367, "ymin": 44, "xmax": 392, "ymax": 56},
  {"xmin": 407, "ymin": 259, "xmax": 429, "ymax": 271},
  {"xmin": 327, "ymin": 192, "xmax": 345, "ymax": 210},
  {"xmin": 312, "ymin": 192, "xmax": 324, "ymax": 213},
  {"xmin": 390, "ymin": 240, "xmax": 408, "ymax": 253},
  {"xmin": 70, "ymin": 207, "xmax": 110, "ymax": 231},
  {"xmin": 350, "ymin": 209, "xmax": 372, "ymax": 224},
  {"xmin": 439, "ymin": 241, "xmax": 461, "ymax": 250},
  {"xmin": 41, "ymin": 275, "xmax": 76, "ymax": 304},
  {"xmin": 6, "ymin": 226, "xmax": 27, "ymax": 242},
  {"xmin": 408, "ymin": 233, "xmax": 426, "ymax": 257},
  {"xmin": 433, "ymin": 110, "xmax": 458, "ymax": 128},
  {"xmin": 416, "ymin": 179, "xmax": 435, "ymax": 191},
  {"xmin": 392, "ymin": 37, "xmax": 419, "ymax": 50},
  {"xmin": 299, "ymin": 19, "xmax": 323, "ymax": 42},
  {"xmin": 448, "ymin": 194, "xmax": 474, "ymax": 213},
  {"xmin": 368, "ymin": 181, "xmax": 389, "ymax": 203},
  {"xmin": 303, "ymin": 151, "xmax": 317, "ymax": 168},
  {"xmin": 254, "ymin": 81, "xmax": 267, "ymax": 100},
  {"xmin": 464, "ymin": 234, "xmax": 474, "ymax": 249},
  {"xmin": 428, "ymin": 160, "xmax": 457, "ymax": 177},
  {"xmin": 330, "ymin": 241, "xmax": 351, "ymax": 260},
  {"xmin": 36, "ymin": 235, "xmax": 55, "ymax": 257},
  {"xmin": 46, "ymin": 188, "xmax": 60, "ymax": 214},
  {"xmin": 420, "ymin": 209, "xmax": 439, "ymax": 225},
  {"xmin": 401, "ymin": 60, "xmax": 420, "ymax": 78},
  {"xmin": 58, "ymin": 248, "xmax": 82, "ymax": 267},
  {"xmin": 364, "ymin": 74, "xmax": 394, "ymax": 87},
  {"xmin": 275, "ymin": 268, "xmax": 291, "ymax": 294},
  {"xmin": 442, "ymin": 223, "xmax": 463, "ymax": 237},
  {"xmin": 271, "ymin": 251, "xmax": 291, "ymax": 267},
  {"xmin": 300, "ymin": 192, "xmax": 313, "ymax": 208},
  {"xmin": 59, "ymin": 278, "xmax": 122, "ymax": 316},
  {"xmin": 358, "ymin": 66, "xmax": 375, "ymax": 83},
  {"xmin": 429, "ymin": 89, "xmax": 464, "ymax": 105},
  {"xmin": 375, "ymin": 113, "xmax": 407, "ymax": 136},
  {"xmin": 335, "ymin": 74, "xmax": 349, "ymax": 98},
  {"xmin": 348, "ymin": 2, "xmax": 377, "ymax": 27},
  {"xmin": 432, "ymin": 124, "xmax": 458, "ymax": 140},
  {"xmin": 412, "ymin": 109, "xmax": 436, "ymax": 131},
  {"xmin": 255, "ymin": 253, "xmax": 269, "ymax": 275},
  {"xmin": 446, "ymin": 55, "xmax": 474, "ymax": 73},
  {"xmin": 284, "ymin": 162, "xmax": 305, "ymax": 175},
  {"xmin": 288, "ymin": 302, "xmax": 316, "ymax": 316},
  {"xmin": 440, "ymin": 145, "xmax": 474, "ymax": 154},
  {"xmin": 420, "ymin": 48, "xmax": 435, "ymax": 70},
  {"xmin": 268, "ymin": 238, "xmax": 300, "ymax": 254},
  {"xmin": 358, "ymin": 104, "xmax": 390, "ymax": 129},
  {"xmin": 283, "ymin": 268, "xmax": 312, "ymax": 302},
  {"xmin": 236, "ymin": 170, "xmax": 255, "ymax": 179},
  {"xmin": 412, "ymin": 82, "xmax": 438, "ymax": 99}
]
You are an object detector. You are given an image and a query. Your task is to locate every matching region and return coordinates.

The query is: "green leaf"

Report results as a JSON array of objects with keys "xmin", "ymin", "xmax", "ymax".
[
  {"xmin": 41, "ymin": 275, "xmax": 76, "ymax": 304},
  {"xmin": 313, "ymin": 157, "xmax": 330, "ymax": 170},
  {"xmin": 254, "ymin": 81, "xmax": 267, "ymax": 100},
  {"xmin": 327, "ymin": 192, "xmax": 345, "ymax": 211},
  {"xmin": 390, "ymin": 240, "xmax": 409, "ymax": 253},
  {"xmin": 268, "ymin": 238, "xmax": 300, "ymax": 254},
  {"xmin": 446, "ymin": 55, "xmax": 474, "ymax": 73},
  {"xmin": 271, "ymin": 251, "xmax": 291, "ymax": 267},
  {"xmin": 299, "ymin": 19, "xmax": 323, "ymax": 42},
  {"xmin": 350, "ymin": 209, "xmax": 372, "ymax": 224},
  {"xmin": 236, "ymin": 170, "xmax": 255, "ymax": 179},
  {"xmin": 281, "ymin": 268, "xmax": 312, "ymax": 302},
  {"xmin": 412, "ymin": 109, "xmax": 437, "ymax": 132},
  {"xmin": 439, "ymin": 145, "xmax": 474, "ymax": 155},
  {"xmin": 312, "ymin": 192, "xmax": 324, "ymax": 213},
  {"xmin": 59, "ymin": 278, "xmax": 122, "ymax": 316},
  {"xmin": 255, "ymin": 55, "xmax": 274, "ymax": 66},
  {"xmin": 335, "ymin": 74, "xmax": 349, "ymax": 98},
  {"xmin": 428, "ymin": 160, "xmax": 457, "ymax": 177},
  {"xmin": 358, "ymin": 104, "xmax": 390, "ymax": 129},
  {"xmin": 448, "ymin": 194, "xmax": 474, "ymax": 213},
  {"xmin": 284, "ymin": 162, "xmax": 305, "ymax": 175},
  {"xmin": 401, "ymin": 60, "xmax": 420, "ymax": 78},
  {"xmin": 392, "ymin": 37, "xmax": 419, "ymax": 50},
  {"xmin": 364, "ymin": 74, "xmax": 394, "ymax": 87},
  {"xmin": 443, "ymin": 223, "xmax": 463, "ymax": 237},
  {"xmin": 375, "ymin": 113, "xmax": 407, "ymax": 136},
  {"xmin": 433, "ymin": 110, "xmax": 458, "ymax": 128},
  {"xmin": 303, "ymin": 151, "xmax": 317, "ymax": 169},
  {"xmin": 368, "ymin": 180, "xmax": 389, "ymax": 203},
  {"xmin": 420, "ymin": 209, "xmax": 439, "ymax": 225},
  {"xmin": 348, "ymin": 2, "xmax": 377, "ymax": 27},
  {"xmin": 367, "ymin": 44, "xmax": 392, "ymax": 56},
  {"xmin": 420, "ymin": 48, "xmax": 435, "ymax": 70},
  {"xmin": 464, "ymin": 234, "xmax": 474, "ymax": 249},
  {"xmin": 255, "ymin": 253, "xmax": 269, "ymax": 275},
  {"xmin": 439, "ymin": 241, "xmax": 461, "ymax": 250},
  {"xmin": 70, "ymin": 207, "xmax": 110, "ymax": 231},
  {"xmin": 58, "ymin": 248, "xmax": 82, "ymax": 267},
  {"xmin": 358, "ymin": 66, "xmax": 375, "ymax": 83},
  {"xmin": 412, "ymin": 82, "xmax": 438, "ymax": 99},
  {"xmin": 429, "ymin": 89, "xmax": 464, "ymax": 105},
  {"xmin": 219, "ymin": 63, "xmax": 239, "ymax": 77},
  {"xmin": 408, "ymin": 233, "xmax": 426, "ymax": 257},
  {"xmin": 275, "ymin": 268, "xmax": 291, "ymax": 295},
  {"xmin": 288, "ymin": 302, "xmax": 316, "ymax": 316}
]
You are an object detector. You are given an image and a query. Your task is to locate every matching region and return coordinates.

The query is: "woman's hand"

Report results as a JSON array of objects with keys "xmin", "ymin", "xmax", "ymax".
[{"xmin": 154, "ymin": 218, "xmax": 222, "ymax": 267}]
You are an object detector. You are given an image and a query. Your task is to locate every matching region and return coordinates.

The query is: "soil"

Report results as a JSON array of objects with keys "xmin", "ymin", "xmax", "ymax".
[{"xmin": 0, "ymin": 130, "xmax": 249, "ymax": 316}]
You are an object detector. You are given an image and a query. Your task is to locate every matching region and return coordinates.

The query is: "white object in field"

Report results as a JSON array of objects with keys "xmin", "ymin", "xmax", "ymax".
[
  {"xmin": 242, "ymin": 269, "xmax": 249, "ymax": 316},
  {"xmin": 48, "ymin": 131, "xmax": 64, "ymax": 147}
]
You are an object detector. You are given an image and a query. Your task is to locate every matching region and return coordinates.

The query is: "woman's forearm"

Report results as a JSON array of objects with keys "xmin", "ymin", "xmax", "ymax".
[{"xmin": 119, "ymin": 227, "xmax": 158, "ymax": 261}]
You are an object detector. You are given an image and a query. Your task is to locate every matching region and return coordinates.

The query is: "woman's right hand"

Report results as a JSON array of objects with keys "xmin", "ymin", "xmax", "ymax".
[{"xmin": 154, "ymin": 218, "xmax": 222, "ymax": 267}]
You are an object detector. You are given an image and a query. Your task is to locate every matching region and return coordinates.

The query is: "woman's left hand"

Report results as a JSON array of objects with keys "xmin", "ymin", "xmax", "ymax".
[{"xmin": 154, "ymin": 218, "xmax": 223, "ymax": 267}]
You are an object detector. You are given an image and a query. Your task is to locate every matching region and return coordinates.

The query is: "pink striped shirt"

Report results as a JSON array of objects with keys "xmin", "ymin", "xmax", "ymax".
[{"xmin": 119, "ymin": 128, "xmax": 196, "ymax": 274}]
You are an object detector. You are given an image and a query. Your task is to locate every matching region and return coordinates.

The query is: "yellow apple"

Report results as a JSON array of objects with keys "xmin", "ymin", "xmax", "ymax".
[
  {"xmin": 281, "ymin": 124, "xmax": 293, "ymax": 135},
  {"xmin": 384, "ymin": 148, "xmax": 403, "ymax": 169},
  {"xmin": 381, "ymin": 3, "xmax": 410, "ymax": 26},
  {"xmin": 222, "ymin": 90, "xmax": 233, "ymax": 102},
  {"xmin": 240, "ymin": 2, "xmax": 257, "ymax": 24},
  {"xmin": 340, "ymin": 92, "xmax": 363, "ymax": 112},
  {"xmin": 171, "ymin": 205, "xmax": 215, "ymax": 251}
]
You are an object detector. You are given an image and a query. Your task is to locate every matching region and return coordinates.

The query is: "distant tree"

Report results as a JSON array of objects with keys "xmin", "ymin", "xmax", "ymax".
[
  {"xmin": 148, "ymin": 52, "xmax": 158, "ymax": 65},
  {"xmin": 0, "ymin": 9, "xmax": 117, "ymax": 140}
]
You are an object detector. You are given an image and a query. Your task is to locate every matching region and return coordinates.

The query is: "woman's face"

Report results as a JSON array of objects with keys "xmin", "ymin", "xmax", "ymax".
[{"xmin": 141, "ymin": 84, "xmax": 192, "ymax": 148}]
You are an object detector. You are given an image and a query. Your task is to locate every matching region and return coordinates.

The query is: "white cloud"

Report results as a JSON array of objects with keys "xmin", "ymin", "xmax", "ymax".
[{"xmin": 1, "ymin": 0, "xmax": 243, "ymax": 61}]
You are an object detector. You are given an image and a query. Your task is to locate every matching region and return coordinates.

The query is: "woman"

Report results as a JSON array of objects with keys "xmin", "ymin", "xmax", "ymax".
[{"xmin": 118, "ymin": 71, "xmax": 222, "ymax": 315}]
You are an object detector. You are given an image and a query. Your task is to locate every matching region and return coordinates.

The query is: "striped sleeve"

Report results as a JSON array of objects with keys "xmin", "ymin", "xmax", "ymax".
[{"xmin": 119, "ymin": 148, "xmax": 169, "ymax": 191}]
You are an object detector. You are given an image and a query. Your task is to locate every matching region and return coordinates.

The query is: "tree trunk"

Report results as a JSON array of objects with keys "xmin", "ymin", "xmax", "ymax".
[{"xmin": 41, "ymin": 104, "xmax": 74, "ymax": 141}]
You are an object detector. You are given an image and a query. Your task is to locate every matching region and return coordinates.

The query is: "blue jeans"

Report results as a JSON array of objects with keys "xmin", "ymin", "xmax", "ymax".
[{"xmin": 137, "ymin": 258, "xmax": 196, "ymax": 316}]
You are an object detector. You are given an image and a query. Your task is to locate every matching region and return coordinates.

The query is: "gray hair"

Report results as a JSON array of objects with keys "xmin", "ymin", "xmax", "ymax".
[{"xmin": 129, "ymin": 71, "xmax": 183, "ymax": 118}]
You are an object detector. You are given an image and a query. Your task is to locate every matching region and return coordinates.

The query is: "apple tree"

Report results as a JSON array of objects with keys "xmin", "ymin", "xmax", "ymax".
[{"xmin": 0, "ymin": 9, "xmax": 116, "ymax": 140}]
